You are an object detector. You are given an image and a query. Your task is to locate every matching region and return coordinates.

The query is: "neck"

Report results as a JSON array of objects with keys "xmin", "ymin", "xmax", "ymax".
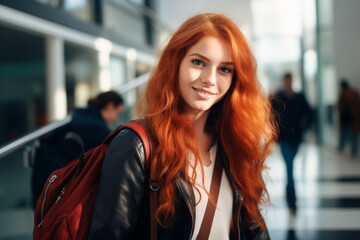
[
  {"xmin": 189, "ymin": 110, "xmax": 214, "ymax": 159},
  {"xmin": 190, "ymin": 110, "xmax": 209, "ymax": 136}
]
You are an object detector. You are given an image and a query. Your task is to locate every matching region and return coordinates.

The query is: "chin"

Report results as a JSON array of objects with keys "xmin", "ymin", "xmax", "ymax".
[{"xmin": 191, "ymin": 104, "xmax": 212, "ymax": 112}]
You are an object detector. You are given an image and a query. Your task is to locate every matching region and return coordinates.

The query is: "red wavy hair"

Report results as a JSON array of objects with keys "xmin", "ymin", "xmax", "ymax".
[{"xmin": 137, "ymin": 13, "xmax": 276, "ymax": 230}]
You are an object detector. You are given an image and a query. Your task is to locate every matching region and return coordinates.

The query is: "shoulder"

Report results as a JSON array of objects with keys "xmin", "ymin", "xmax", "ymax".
[
  {"xmin": 112, "ymin": 128, "xmax": 144, "ymax": 147},
  {"xmin": 275, "ymin": 90, "xmax": 286, "ymax": 97},
  {"xmin": 72, "ymin": 107, "xmax": 103, "ymax": 123},
  {"xmin": 295, "ymin": 92, "xmax": 305, "ymax": 98},
  {"xmin": 107, "ymin": 128, "xmax": 147, "ymax": 168},
  {"xmin": 295, "ymin": 93, "xmax": 308, "ymax": 103},
  {"xmin": 272, "ymin": 90, "xmax": 287, "ymax": 103},
  {"xmin": 111, "ymin": 128, "xmax": 145, "ymax": 150}
]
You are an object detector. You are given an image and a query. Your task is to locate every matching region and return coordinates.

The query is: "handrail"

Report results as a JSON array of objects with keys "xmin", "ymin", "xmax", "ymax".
[
  {"xmin": 118, "ymin": 72, "xmax": 150, "ymax": 94},
  {"xmin": 0, "ymin": 116, "xmax": 72, "ymax": 159},
  {"xmin": 0, "ymin": 73, "xmax": 150, "ymax": 160}
]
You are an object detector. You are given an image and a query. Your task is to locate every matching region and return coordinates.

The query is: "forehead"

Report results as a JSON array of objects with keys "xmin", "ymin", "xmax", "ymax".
[{"xmin": 187, "ymin": 37, "xmax": 233, "ymax": 62}]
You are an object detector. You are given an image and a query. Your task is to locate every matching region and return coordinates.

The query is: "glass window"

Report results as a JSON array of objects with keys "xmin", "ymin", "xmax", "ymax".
[
  {"xmin": 318, "ymin": 0, "xmax": 337, "ymax": 146},
  {"xmin": 65, "ymin": 44, "xmax": 128, "ymax": 114},
  {"xmin": 104, "ymin": 0, "xmax": 147, "ymax": 46},
  {"xmin": 64, "ymin": 42, "xmax": 98, "ymax": 112},
  {"xmin": 110, "ymin": 55, "xmax": 127, "ymax": 89},
  {"xmin": 63, "ymin": 0, "xmax": 94, "ymax": 22},
  {"xmin": 0, "ymin": 25, "xmax": 46, "ymax": 146},
  {"xmin": 35, "ymin": 0, "xmax": 94, "ymax": 23},
  {"xmin": 254, "ymin": 37, "xmax": 302, "ymax": 93},
  {"xmin": 251, "ymin": 0, "xmax": 303, "ymax": 94}
]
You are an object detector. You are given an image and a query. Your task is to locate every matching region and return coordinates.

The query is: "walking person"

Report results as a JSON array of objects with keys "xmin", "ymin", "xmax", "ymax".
[
  {"xmin": 89, "ymin": 13, "xmax": 277, "ymax": 239},
  {"xmin": 338, "ymin": 79, "xmax": 360, "ymax": 157},
  {"xmin": 271, "ymin": 73, "xmax": 313, "ymax": 214}
]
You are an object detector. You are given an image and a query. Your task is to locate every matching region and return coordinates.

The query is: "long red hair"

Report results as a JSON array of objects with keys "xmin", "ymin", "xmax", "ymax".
[{"xmin": 137, "ymin": 13, "xmax": 276, "ymax": 229}]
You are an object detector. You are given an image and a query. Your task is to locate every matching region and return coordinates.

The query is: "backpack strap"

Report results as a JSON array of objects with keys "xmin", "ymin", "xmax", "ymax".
[
  {"xmin": 128, "ymin": 120, "xmax": 159, "ymax": 240},
  {"xmin": 111, "ymin": 120, "xmax": 158, "ymax": 240},
  {"xmin": 103, "ymin": 120, "xmax": 149, "ymax": 161},
  {"xmin": 64, "ymin": 131, "xmax": 85, "ymax": 160},
  {"xmin": 120, "ymin": 120, "xmax": 150, "ymax": 161}
]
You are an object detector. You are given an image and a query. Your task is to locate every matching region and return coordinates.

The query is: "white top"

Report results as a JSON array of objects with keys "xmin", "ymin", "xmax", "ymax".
[{"xmin": 188, "ymin": 144, "xmax": 233, "ymax": 240}]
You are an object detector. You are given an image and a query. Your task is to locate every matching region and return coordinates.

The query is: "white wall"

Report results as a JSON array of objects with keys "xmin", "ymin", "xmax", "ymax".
[
  {"xmin": 156, "ymin": 0, "xmax": 252, "ymax": 44},
  {"xmin": 333, "ymin": 0, "xmax": 360, "ymax": 90}
]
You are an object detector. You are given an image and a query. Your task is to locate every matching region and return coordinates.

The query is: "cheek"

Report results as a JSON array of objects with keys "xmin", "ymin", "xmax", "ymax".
[
  {"xmin": 189, "ymin": 69, "xmax": 201, "ymax": 81},
  {"xmin": 218, "ymin": 77, "xmax": 232, "ymax": 95},
  {"xmin": 112, "ymin": 111, "xmax": 120, "ymax": 119},
  {"xmin": 179, "ymin": 63, "xmax": 201, "ymax": 85},
  {"xmin": 110, "ymin": 113, "xmax": 116, "ymax": 121}
]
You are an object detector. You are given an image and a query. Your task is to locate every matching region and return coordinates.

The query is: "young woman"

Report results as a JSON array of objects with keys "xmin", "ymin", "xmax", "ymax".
[
  {"xmin": 70, "ymin": 90, "xmax": 124, "ymax": 151},
  {"xmin": 89, "ymin": 13, "xmax": 276, "ymax": 240}
]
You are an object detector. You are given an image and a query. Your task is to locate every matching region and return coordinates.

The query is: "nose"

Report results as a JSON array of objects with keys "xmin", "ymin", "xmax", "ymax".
[{"xmin": 201, "ymin": 67, "xmax": 216, "ymax": 86}]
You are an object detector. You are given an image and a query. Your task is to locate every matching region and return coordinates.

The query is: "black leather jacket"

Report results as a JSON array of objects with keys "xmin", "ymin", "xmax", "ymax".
[{"xmin": 88, "ymin": 129, "xmax": 270, "ymax": 240}]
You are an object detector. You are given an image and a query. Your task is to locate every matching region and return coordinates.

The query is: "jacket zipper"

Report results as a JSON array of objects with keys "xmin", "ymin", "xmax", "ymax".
[
  {"xmin": 38, "ymin": 174, "xmax": 57, "ymax": 228},
  {"xmin": 237, "ymin": 196, "xmax": 243, "ymax": 240},
  {"xmin": 175, "ymin": 180, "xmax": 195, "ymax": 240},
  {"xmin": 55, "ymin": 185, "xmax": 66, "ymax": 204}
]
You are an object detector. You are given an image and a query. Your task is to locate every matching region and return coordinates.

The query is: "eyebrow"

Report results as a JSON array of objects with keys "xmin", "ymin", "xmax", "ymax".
[{"xmin": 189, "ymin": 53, "xmax": 234, "ymax": 66}]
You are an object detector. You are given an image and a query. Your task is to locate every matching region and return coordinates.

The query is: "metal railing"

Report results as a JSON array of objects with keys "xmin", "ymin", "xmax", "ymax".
[
  {"xmin": 0, "ymin": 73, "xmax": 150, "ymax": 160},
  {"xmin": 0, "ymin": 116, "xmax": 72, "ymax": 160}
]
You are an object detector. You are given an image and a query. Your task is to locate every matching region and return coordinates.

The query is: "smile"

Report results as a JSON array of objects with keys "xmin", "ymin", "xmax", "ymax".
[{"xmin": 192, "ymin": 87, "xmax": 216, "ymax": 99}]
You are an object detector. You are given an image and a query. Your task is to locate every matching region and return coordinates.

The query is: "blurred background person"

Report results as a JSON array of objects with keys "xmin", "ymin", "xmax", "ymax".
[
  {"xmin": 338, "ymin": 79, "xmax": 360, "ymax": 157},
  {"xmin": 70, "ymin": 90, "xmax": 124, "ymax": 151},
  {"xmin": 271, "ymin": 72, "xmax": 313, "ymax": 214},
  {"xmin": 31, "ymin": 90, "xmax": 124, "ymax": 208}
]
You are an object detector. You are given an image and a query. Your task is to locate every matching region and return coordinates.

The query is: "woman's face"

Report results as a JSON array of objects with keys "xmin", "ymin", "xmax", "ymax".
[
  {"xmin": 102, "ymin": 103, "xmax": 124, "ymax": 125},
  {"xmin": 178, "ymin": 37, "xmax": 234, "ymax": 116}
]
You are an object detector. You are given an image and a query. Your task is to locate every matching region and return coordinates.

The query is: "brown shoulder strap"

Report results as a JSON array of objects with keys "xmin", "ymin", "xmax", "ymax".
[{"xmin": 196, "ymin": 150, "xmax": 223, "ymax": 240}]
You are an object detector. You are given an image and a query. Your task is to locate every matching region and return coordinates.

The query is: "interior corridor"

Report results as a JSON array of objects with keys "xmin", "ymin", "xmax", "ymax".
[{"xmin": 264, "ymin": 137, "xmax": 360, "ymax": 240}]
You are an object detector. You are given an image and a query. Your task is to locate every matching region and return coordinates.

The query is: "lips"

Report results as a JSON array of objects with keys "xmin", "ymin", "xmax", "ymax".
[
  {"xmin": 192, "ymin": 87, "xmax": 216, "ymax": 96},
  {"xmin": 192, "ymin": 87, "xmax": 216, "ymax": 100}
]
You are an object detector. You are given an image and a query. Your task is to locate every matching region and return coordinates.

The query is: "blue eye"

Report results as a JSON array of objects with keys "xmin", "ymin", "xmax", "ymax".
[
  {"xmin": 191, "ymin": 59, "xmax": 205, "ymax": 66},
  {"xmin": 219, "ymin": 66, "xmax": 232, "ymax": 73}
]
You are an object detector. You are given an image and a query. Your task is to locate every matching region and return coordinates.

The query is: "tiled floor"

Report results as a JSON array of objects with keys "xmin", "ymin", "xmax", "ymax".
[
  {"xmin": 1, "ymin": 136, "xmax": 360, "ymax": 239},
  {"xmin": 264, "ymin": 140, "xmax": 360, "ymax": 240}
]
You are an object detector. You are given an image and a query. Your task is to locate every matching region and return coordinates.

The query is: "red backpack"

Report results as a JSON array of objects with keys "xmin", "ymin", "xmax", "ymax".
[{"xmin": 33, "ymin": 120, "xmax": 152, "ymax": 240}]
